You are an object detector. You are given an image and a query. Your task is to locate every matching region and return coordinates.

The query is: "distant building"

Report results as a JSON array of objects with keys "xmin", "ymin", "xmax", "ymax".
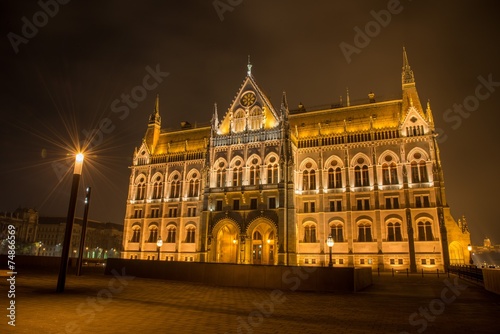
[
  {"xmin": 0, "ymin": 208, "xmax": 39, "ymax": 254},
  {"xmin": 121, "ymin": 49, "xmax": 471, "ymax": 271},
  {"xmin": 36, "ymin": 217, "xmax": 123, "ymax": 258}
]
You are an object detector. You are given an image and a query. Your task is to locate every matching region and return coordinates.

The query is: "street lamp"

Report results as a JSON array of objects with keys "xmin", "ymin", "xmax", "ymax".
[
  {"xmin": 327, "ymin": 235, "xmax": 334, "ymax": 267},
  {"xmin": 156, "ymin": 236, "xmax": 163, "ymax": 261},
  {"xmin": 468, "ymin": 244, "xmax": 473, "ymax": 265},
  {"xmin": 233, "ymin": 238, "xmax": 237, "ymax": 264},
  {"xmin": 57, "ymin": 152, "xmax": 84, "ymax": 293}
]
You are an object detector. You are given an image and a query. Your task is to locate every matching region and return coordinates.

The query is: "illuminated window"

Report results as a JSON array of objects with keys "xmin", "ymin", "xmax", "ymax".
[
  {"xmin": 166, "ymin": 226, "xmax": 176, "ymax": 243},
  {"xmin": 357, "ymin": 223, "xmax": 372, "ymax": 242},
  {"xmin": 131, "ymin": 226, "xmax": 141, "ymax": 243},
  {"xmin": 185, "ymin": 226, "xmax": 196, "ymax": 243},
  {"xmin": 354, "ymin": 165, "xmax": 370, "ymax": 187},
  {"xmin": 387, "ymin": 222, "xmax": 402, "ymax": 241},
  {"xmin": 382, "ymin": 162, "xmax": 398, "ymax": 185},
  {"xmin": 152, "ymin": 177, "xmax": 163, "ymax": 199},
  {"xmin": 417, "ymin": 221, "xmax": 434, "ymax": 241},
  {"xmin": 328, "ymin": 167, "xmax": 342, "ymax": 188},
  {"xmin": 411, "ymin": 161, "xmax": 428, "ymax": 183},
  {"xmin": 147, "ymin": 226, "xmax": 158, "ymax": 243},
  {"xmin": 330, "ymin": 224, "xmax": 344, "ymax": 242},
  {"xmin": 303, "ymin": 225, "xmax": 317, "ymax": 243},
  {"xmin": 267, "ymin": 164, "xmax": 279, "ymax": 184}
]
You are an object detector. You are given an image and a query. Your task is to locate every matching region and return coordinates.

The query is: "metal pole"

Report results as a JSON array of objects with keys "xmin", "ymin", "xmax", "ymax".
[
  {"xmin": 77, "ymin": 187, "xmax": 91, "ymax": 276},
  {"xmin": 328, "ymin": 246, "xmax": 332, "ymax": 267},
  {"xmin": 57, "ymin": 153, "xmax": 84, "ymax": 292}
]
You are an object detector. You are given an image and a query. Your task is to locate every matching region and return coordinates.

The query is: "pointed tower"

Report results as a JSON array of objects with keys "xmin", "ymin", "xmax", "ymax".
[
  {"xmin": 144, "ymin": 94, "xmax": 161, "ymax": 153},
  {"xmin": 401, "ymin": 47, "xmax": 424, "ymax": 116}
]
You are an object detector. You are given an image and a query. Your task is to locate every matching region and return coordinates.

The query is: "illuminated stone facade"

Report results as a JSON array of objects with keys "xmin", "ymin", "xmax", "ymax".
[{"xmin": 122, "ymin": 50, "xmax": 471, "ymax": 271}]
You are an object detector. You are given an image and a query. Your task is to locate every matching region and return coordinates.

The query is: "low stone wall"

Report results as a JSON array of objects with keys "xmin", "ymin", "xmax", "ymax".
[
  {"xmin": 0, "ymin": 255, "xmax": 104, "ymax": 274},
  {"xmin": 482, "ymin": 268, "xmax": 500, "ymax": 295},
  {"xmin": 105, "ymin": 259, "xmax": 372, "ymax": 293}
]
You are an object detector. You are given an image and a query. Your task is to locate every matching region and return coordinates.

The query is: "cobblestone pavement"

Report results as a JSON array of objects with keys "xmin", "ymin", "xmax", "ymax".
[{"xmin": 0, "ymin": 269, "xmax": 499, "ymax": 334}]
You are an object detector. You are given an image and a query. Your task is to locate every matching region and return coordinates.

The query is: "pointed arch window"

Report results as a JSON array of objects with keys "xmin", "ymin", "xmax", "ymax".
[
  {"xmin": 152, "ymin": 176, "xmax": 163, "ymax": 199},
  {"xmin": 382, "ymin": 163, "xmax": 399, "ymax": 185},
  {"xmin": 233, "ymin": 167, "xmax": 242, "ymax": 186},
  {"xmin": 250, "ymin": 165, "xmax": 260, "ymax": 185},
  {"xmin": 253, "ymin": 231, "xmax": 262, "ymax": 240},
  {"xmin": 170, "ymin": 179, "xmax": 180, "ymax": 198},
  {"xmin": 302, "ymin": 163, "xmax": 316, "ymax": 191},
  {"xmin": 136, "ymin": 180, "xmax": 146, "ymax": 200},
  {"xmin": 188, "ymin": 178, "xmax": 200, "ymax": 197},
  {"xmin": 328, "ymin": 167, "xmax": 342, "ymax": 189},
  {"xmin": 411, "ymin": 161, "xmax": 428, "ymax": 183},
  {"xmin": 232, "ymin": 109, "xmax": 246, "ymax": 133},
  {"xmin": 267, "ymin": 164, "xmax": 278, "ymax": 184},
  {"xmin": 216, "ymin": 167, "xmax": 226, "ymax": 188},
  {"xmin": 354, "ymin": 165, "xmax": 370, "ymax": 187}
]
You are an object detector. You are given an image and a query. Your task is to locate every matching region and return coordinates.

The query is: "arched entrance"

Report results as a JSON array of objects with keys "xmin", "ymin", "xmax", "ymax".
[
  {"xmin": 249, "ymin": 220, "xmax": 276, "ymax": 265},
  {"xmin": 212, "ymin": 221, "xmax": 240, "ymax": 263}
]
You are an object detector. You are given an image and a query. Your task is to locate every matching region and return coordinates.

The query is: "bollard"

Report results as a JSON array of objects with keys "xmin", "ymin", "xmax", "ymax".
[
  {"xmin": 421, "ymin": 269, "xmax": 424, "ymax": 277},
  {"xmin": 377, "ymin": 266, "xmax": 380, "ymax": 276},
  {"xmin": 406, "ymin": 268, "xmax": 409, "ymax": 277},
  {"xmin": 437, "ymin": 269, "xmax": 439, "ymax": 278},
  {"xmin": 392, "ymin": 268, "xmax": 394, "ymax": 277}
]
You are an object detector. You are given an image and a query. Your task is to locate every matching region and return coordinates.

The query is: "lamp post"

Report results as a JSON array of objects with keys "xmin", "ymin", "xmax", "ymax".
[
  {"xmin": 77, "ymin": 187, "xmax": 91, "ymax": 276},
  {"xmin": 57, "ymin": 153, "xmax": 84, "ymax": 292},
  {"xmin": 327, "ymin": 235, "xmax": 334, "ymax": 267},
  {"xmin": 156, "ymin": 236, "xmax": 163, "ymax": 261},
  {"xmin": 468, "ymin": 244, "xmax": 473, "ymax": 265},
  {"xmin": 233, "ymin": 238, "xmax": 237, "ymax": 264}
]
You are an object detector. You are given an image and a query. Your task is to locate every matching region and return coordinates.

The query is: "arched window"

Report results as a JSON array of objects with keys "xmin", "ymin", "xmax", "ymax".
[
  {"xmin": 147, "ymin": 225, "xmax": 158, "ymax": 243},
  {"xmin": 185, "ymin": 226, "xmax": 196, "ymax": 243},
  {"xmin": 170, "ymin": 179, "xmax": 180, "ymax": 198},
  {"xmin": 411, "ymin": 161, "xmax": 429, "ymax": 183},
  {"xmin": 250, "ymin": 165, "xmax": 260, "ymax": 185},
  {"xmin": 166, "ymin": 226, "xmax": 176, "ymax": 243},
  {"xmin": 303, "ymin": 225, "xmax": 317, "ymax": 243},
  {"xmin": 328, "ymin": 167, "xmax": 342, "ymax": 189},
  {"xmin": 233, "ymin": 167, "xmax": 242, "ymax": 186},
  {"xmin": 387, "ymin": 222, "xmax": 403, "ymax": 241},
  {"xmin": 330, "ymin": 223, "xmax": 344, "ymax": 242},
  {"xmin": 382, "ymin": 163, "xmax": 399, "ymax": 185},
  {"xmin": 267, "ymin": 164, "xmax": 278, "ymax": 184},
  {"xmin": 302, "ymin": 164, "xmax": 316, "ymax": 191},
  {"xmin": 152, "ymin": 176, "xmax": 163, "ymax": 199},
  {"xmin": 253, "ymin": 231, "xmax": 262, "ymax": 240},
  {"xmin": 417, "ymin": 221, "xmax": 434, "ymax": 241},
  {"xmin": 188, "ymin": 179, "xmax": 200, "ymax": 197},
  {"xmin": 232, "ymin": 109, "xmax": 246, "ymax": 133},
  {"xmin": 136, "ymin": 179, "xmax": 146, "ymax": 200},
  {"xmin": 216, "ymin": 165, "xmax": 226, "ymax": 188},
  {"xmin": 354, "ymin": 165, "xmax": 370, "ymax": 187},
  {"xmin": 358, "ymin": 222, "xmax": 372, "ymax": 242},
  {"xmin": 131, "ymin": 226, "xmax": 141, "ymax": 243},
  {"xmin": 249, "ymin": 106, "xmax": 263, "ymax": 130}
]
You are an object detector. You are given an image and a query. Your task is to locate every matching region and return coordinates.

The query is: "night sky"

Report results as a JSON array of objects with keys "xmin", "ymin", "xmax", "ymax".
[{"xmin": 1, "ymin": 1, "xmax": 499, "ymax": 246}]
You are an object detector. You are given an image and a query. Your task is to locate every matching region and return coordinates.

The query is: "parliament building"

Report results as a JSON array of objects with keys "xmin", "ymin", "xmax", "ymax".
[{"xmin": 121, "ymin": 49, "xmax": 471, "ymax": 271}]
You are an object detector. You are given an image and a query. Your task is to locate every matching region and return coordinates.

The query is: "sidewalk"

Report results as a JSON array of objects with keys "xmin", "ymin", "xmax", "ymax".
[{"xmin": 0, "ymin": 270, "xmax": 499, "ymax": 333}]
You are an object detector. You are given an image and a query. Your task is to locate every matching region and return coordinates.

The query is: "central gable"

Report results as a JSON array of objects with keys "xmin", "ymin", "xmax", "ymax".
[{"xmin": 217, "ymin": 75, "xmax": 280, "ymax": 135}]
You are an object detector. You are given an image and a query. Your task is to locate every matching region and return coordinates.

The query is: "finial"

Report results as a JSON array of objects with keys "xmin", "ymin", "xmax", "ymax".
[
  {"xmin": 247, "ymin": 55, "xmax": 252, "ymax": 76},
  {"xmin": 154, "ymin": 93, "xmax": 160, "ymax": 114},
  {"xmin": 346, "ymin": 87, "xmax": 350, "ymax": 107},
  {"xmin": 402, "ymin": 47, "xmax": 415, "ymax": 85}
]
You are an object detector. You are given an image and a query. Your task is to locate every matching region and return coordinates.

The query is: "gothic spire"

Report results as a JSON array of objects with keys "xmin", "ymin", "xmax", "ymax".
[
  {"xmin": 280, "ymin": 91, "xmax": 289, "ymax": 115},
  {"xmin": 149, "ymin": 93, "xmax": 161, "ymax": 124},
  {"xmin": 402, "ymin": 47, "xmax": 415, "ymax": 85}
]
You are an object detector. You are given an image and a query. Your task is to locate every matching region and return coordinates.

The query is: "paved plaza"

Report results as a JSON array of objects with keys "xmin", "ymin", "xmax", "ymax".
[{"xmin": 1, "ymin": 268, "xmax": 499, "ymax": 334}]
